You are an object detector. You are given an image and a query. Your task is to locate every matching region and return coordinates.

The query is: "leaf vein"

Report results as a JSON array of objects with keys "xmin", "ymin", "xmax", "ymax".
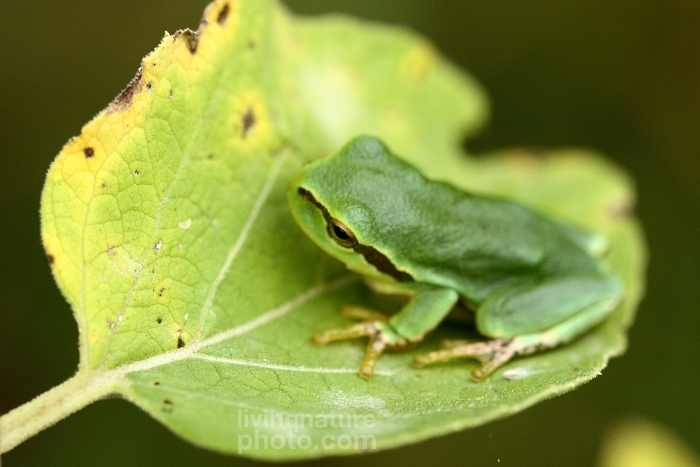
[
  {"xmin": 191, "ymin": 354, "xmax": 396, "ymax": 376},
  {"xmin": 195, "ymin": 153, "xmax": 286, "ymax": 340},
  {"xmin": 115, "ymin": 275, "xmax": 358, "ymax": 376}
]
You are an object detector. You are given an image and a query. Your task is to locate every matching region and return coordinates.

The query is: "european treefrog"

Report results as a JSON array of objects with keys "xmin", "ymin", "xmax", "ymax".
[{"xmin": 288, "ymin": 136, "xmax": 623, "ymax": 382}]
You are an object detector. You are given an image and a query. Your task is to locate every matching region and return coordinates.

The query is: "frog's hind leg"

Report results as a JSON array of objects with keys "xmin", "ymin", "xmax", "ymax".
[
  {"xmin": 414, "ymin": 296, "xmax": 618, "ymax": 382},
  {"xmin": 414, "ymin": 338, "xmax": 519, "ymax": 381},
  {"xmin": 414, "ymin": 273, "xmax": 623, "ymax": 382}
]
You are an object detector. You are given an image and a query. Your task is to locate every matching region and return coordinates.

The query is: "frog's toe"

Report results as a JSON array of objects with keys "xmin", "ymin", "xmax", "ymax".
[
  {"xmin": 469, "ymin": 343, "xmax": 517, "ymax": 382},
  {"xmin": 341, "ymin": 305, "xmax": 390, "ymax": 322},
  {"xmin": 311, "ymin": 321, "xmax": 379, "ymax": 347},
  {"xmin": 413, "ymin": 338, "xmax": 519, "ymax": 382},
  {"xmin": 439, "ymin": 338, "xmax": 476, "ymax": 350},
  {"xmin": 358, "ymin": 334, "xmax": 390, "ymax": 379}
]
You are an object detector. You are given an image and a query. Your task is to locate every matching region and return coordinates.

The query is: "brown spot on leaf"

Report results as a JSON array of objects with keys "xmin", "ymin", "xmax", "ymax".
[
  {"xmin": 107, "ymin": 246, "xmax": 116, "ymax": 256},
  {"xmin": 156, "ymin": 318, "xmax": 162, "ymax": 324},
  {"xmin": 108, "ymin": 68, "xmax": 144, "ymax": 113},
  {"xmin": 153, "ymin": 381, "xmax": 161, "ymax": 386},
  {"xmin": 47, "ymin": 254, "xmax": 55, "ymax": 264},
  {"xmin": 84, "ymin": 147, "xmax": 94, "ymax": 158},
  {"xmin": 174, "ymin": 29, "xmax": 198, "ymax": 54},
  {"xmin": 162, "ymin": 398, "xmax": 174, "ymax": 413},
  {"xmin": 101, "ymin": 182, "xmax": 106, "ymax": 189},
  {"xmin": 158, "ymin": 287, "xmax": 165, "ymax": 297},
  {"xmin": 248, "ymin": 40, "xmax": 256, "ymax": 50},
  {"xmin": 177, "ymin": 337, "xmax": 185, "ymax": 348},
  {"xmin": 242, "ymin": 108, "xmax": 255, "ymax": 138},
  {"xmin": 217, "ymin": 3, "xmax": 230, "ymax": 25}
]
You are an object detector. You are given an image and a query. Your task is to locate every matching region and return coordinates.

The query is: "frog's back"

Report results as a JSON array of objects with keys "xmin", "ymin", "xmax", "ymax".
[{"xmin": 313, "ymin": 137, "xmax": 604, "ymax": 303}]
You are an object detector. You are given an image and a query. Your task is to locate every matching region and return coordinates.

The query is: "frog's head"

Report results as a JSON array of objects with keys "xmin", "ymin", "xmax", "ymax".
[{"xmin": 287, "ymin": 136, "xmax": 414, "ymax": 283}]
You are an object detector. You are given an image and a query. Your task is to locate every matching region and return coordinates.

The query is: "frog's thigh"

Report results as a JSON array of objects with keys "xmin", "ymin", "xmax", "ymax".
[
  {"xmin": 476, "ymin": 273, "xmax": 623, "ymax": 339},
  {"xmin": 389, "ymin": 288, "xmax": 460, "ymax": 342}
]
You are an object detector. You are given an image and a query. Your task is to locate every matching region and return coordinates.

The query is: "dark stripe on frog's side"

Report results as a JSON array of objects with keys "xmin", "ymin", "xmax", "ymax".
[
  {"xmin": 298, "ymin": 187, "xmax": 333, "ymax": 223},
  {"xmin": 297, "ymin": 188, "xmax": 413, "ymax": 282},
  {"xmin": 352, "ymin": 244, "xmax": 413, "ymax": 282}
]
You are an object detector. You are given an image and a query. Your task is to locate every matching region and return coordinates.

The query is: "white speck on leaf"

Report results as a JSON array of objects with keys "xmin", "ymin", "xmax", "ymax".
[
  {"xmin": 178, "ymin": 219, "xmax": 192, "ymax": 230},
  {"xmin": 155, "ymin": 240, "xmax": 163, "ymax": 251},
  {"xmin": 324, "ymin": 390, "xmax": 387, "ymax": 411},
  {"xmin": 503, "ymin": 367, "xmax": 543, "ymax": 380}
]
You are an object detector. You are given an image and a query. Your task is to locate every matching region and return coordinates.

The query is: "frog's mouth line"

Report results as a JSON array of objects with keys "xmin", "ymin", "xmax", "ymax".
[{"xmin": 297, "ymin": 187, "xmax": 413, "ymax": 282}]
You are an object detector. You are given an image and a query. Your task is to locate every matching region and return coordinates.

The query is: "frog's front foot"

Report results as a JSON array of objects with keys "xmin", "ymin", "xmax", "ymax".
[
  {"xmin": 413, "ymin": 338, "xmax": 520, "ymax": 382},
  {"xmin": 311, "ymin": 307, "xmax": 408, "ymax": 380}
]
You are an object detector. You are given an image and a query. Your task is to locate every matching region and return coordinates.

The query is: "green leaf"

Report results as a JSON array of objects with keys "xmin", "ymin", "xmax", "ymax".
[{"xmin": 24, "ymin": 0, "xmax": 646, "ymax": 460}]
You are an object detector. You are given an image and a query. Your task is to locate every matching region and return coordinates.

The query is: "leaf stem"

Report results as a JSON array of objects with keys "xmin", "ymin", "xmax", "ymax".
[{"xmin": 0, "ymin": 370, "xmax": 120, "ymax": 453}]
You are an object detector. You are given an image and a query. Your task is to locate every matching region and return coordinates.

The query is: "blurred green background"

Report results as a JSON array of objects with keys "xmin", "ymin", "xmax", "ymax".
[{"xmin": 1, "ymin": 1, "xmax": 698, "ymax": 465}]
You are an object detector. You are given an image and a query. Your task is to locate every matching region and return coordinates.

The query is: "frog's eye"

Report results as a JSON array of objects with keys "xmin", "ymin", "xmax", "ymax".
[{"xmin": 327, "ymin": 218, "xmax": 357, "ymax": 247}]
